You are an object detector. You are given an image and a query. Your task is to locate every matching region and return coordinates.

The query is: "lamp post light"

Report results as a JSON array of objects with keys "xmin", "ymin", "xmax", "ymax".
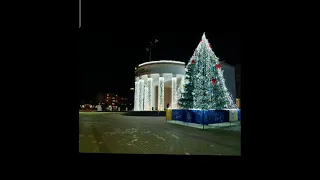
[{"xmin": 146, "ymin": 39, "xmax": 159, "ymax": 62}]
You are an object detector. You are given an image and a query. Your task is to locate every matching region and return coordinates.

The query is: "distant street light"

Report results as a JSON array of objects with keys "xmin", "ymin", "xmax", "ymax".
[
  {"xmin": 130, "ymin": 88, "xmax": 134, "ymax": 91},
  {"xmin": 146, "ymin": 39, "xmax": 159, "ymax": 61}
]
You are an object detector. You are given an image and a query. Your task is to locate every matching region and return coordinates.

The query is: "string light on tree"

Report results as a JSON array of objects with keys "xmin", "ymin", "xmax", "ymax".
[
  {"xmin": 179, "ymin": 32, "xmax": 236, "ymax": 110},
  {"xmin": 178, "ymin": 54, "xmax": 196, "ymax": 109}
]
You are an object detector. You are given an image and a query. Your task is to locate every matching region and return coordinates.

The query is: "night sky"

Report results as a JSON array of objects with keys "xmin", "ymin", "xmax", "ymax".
[{"xmin": 79, "ymin": 31, "xmax": 240, "ymax": 103}]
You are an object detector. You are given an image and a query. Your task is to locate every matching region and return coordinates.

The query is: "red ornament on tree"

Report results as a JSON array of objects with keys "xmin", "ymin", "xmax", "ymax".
[
  {"xmin": 216, "ymin": 64, "xmax": 221, "ymax": 69},
  {"xmin": 209, "ymin": 43, "xmax": 212, "ymax": 48},
  {"xmin": 200, "ymin": 40, "xmax": 202, "ymax": 43},
  {"xmin": 212, "ymin": 79, "xmax": 217, "ymax": 85},
  {"xmin": 192, "ymin": 60, "xmax": 195, "ymax": 64}
]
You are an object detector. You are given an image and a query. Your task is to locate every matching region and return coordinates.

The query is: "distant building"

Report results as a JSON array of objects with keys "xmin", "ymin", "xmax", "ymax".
[{"xmin": 105, "ymin": 93, "xmax": 133, "ymax": 111}]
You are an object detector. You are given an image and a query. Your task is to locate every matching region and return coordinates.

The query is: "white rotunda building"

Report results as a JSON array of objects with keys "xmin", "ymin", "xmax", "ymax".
[
  {"xmin": 133, "ymin": 60, "xmax": 236, "ymax": 111},
  {"xmin": 134, "ymin": 60, "xmax": 186, "ymax": 111}
]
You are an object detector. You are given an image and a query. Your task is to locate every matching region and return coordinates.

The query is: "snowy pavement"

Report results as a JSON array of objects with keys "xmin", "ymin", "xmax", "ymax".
[
  {"xmin": 79, "ymin": 112, "xmax": 241, "ymax": 155},
  {"xmin": 209, "ymin": 122, "xmax": 241, "ymax": 132}
]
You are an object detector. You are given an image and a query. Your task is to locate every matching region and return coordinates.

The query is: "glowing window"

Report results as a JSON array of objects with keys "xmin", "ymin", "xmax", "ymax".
[{"xmin": 236, "ymin": 98, "xmax": 240, "ymax": 108}]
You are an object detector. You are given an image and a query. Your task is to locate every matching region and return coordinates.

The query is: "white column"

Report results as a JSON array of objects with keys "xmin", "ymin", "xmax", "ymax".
[
  {"xmin": 144, "ymin": 86, "xmax": 147, "ymax": 111},
  {"xmin": 172, "ymin": 74, "xmax": 177, "ymax": 109},
  {"xmin": 147, "ymin": 75, "xmax": 153, "ymax": 111},
  {"xmin": 158, "ymin": 74, "xmax": 164, "ymax": 111},
  {"xmin": 177, "ymin": 76, "xmax": 184, "ymax": 109},
  {"xmin": 139, "ymin": 79, "xmax": 144, "ymax": 111},
  {"xmin": 134, "ymin": 79, "xmax": 139, "ymax": 111},
  {"xmin": 180, "ymin": 76, "xmax": 185, "ymax": 96}
]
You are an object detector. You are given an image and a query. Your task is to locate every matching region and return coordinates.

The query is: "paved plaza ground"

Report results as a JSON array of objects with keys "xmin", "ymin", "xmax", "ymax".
[{"xmin": 79, "ymin": 112, "xmax": 241, "ymax": 155}]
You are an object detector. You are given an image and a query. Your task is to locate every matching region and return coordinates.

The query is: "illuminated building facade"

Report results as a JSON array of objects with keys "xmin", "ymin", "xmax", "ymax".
[
  {"xmin": 133, "ymin": 60, "xmax": 236, "ymax": 111},
  {"xmin": 134, "ymin": 60, "xmax": 186, "ymax": 111}
]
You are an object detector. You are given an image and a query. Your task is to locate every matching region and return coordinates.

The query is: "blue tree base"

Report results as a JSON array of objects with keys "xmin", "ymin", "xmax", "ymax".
[{"xmin": 171, "ymin": 109, "xmax": 241, "ymax": 125}]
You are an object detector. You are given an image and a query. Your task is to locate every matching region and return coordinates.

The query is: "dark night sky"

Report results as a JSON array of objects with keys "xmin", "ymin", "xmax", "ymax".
[{"xmin": 79, "ymin": 31, "xmax": 240, "ymax": 102}]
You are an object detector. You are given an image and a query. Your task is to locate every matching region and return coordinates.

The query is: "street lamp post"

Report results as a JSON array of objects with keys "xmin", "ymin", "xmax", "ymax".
[
  {"xmin": 149, "ymin": 43, "xmax": 152, "ymax": 62},
  {"xmin": 146, "ymin": 39, "xmax": 158, "ymax": 62}
]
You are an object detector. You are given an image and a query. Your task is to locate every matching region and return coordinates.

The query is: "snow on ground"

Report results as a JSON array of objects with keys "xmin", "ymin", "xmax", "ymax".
[
  {"xmin": 214, "ymin": 122, "xmax": 241, "ymax": 132},
  {"xmin": 168, "ymin": 120, "xmax": 241, "ymax": 132}
]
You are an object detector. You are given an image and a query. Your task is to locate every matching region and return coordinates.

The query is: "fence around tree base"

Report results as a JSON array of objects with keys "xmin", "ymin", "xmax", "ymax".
[{"xmin": 166, "ymin": 109, "xmax": 240, "ymax": 126}]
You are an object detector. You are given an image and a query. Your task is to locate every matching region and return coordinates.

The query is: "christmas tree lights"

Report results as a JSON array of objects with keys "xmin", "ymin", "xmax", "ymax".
[
  {"xmin": 179, "ymin": 32, "xmax": 236, "ymax": 110},
  {"xmin": 212, "ymin": 68, "xmax": 237, "ymax": 109},
  {"xmin": 178, "ymin": 55, "xmax": 196, "ymax": 109}
]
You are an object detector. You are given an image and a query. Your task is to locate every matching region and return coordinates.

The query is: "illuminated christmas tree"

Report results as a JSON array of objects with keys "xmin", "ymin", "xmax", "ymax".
[
  {"xmin": 211, "ymin": 59, "xmax": 237, "ymax": 110},
  {"xmin": 178, "ymin": 58, "xmax": 196, "ymax": 109},
  {"xmin": 192, "ymin": 33, "xmax": 214, "ymax": 109},
  {"xmin": 183, "ymin": 32, "xmax": 236, "ymax": 110}
]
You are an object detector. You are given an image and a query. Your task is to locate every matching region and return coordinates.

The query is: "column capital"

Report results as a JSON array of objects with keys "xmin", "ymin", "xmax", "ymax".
[{"xmin": 159, "ymin": 73, "xmax": 164, "ymax": 77}]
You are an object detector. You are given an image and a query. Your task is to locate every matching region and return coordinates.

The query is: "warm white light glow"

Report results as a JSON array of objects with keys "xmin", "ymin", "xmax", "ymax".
[
  {"xmin": 172, "ymin": 77, "xmax": 177, "ymax": 109},
  {"xmin": 147, "ymin": 78, "xmax": 153, "ymax": 111},
  {"xmin": 139, "ymin": 79, "xmax": 144, "ymax": 111},
  {"xmin": 177, "ymin": 76, "xmax": 184, "ymax": 109},
  {"xmin": 236, "ymin": 98, "xmax": 240, "ymax": 108},
  {"xmin": 144, "ymin": 86, "xmax": 148, "ymax": 111},
  {"xmin": 158, "ymin": 77, "xmax": 164, "ymax": 111},
  {"xmin": 134, "ymin": 81, "xmax": 139, "ymax": 111},
  {"xmin": 138, "ymin": 60, "xmax": 185, "ymax": 67}
]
